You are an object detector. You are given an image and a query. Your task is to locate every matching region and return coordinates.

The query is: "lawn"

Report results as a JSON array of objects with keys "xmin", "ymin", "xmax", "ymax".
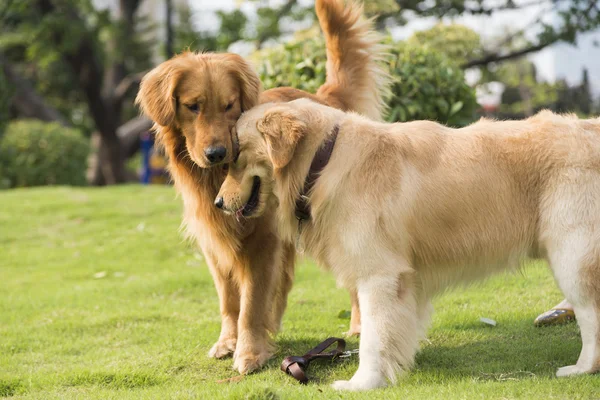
[{"xmin": 1, "ymin": 186, "xmax": 598, "ymax": 399}]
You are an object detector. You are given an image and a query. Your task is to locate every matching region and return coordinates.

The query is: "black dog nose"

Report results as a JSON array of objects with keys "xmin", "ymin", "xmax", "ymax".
[
  {"xmin": 214, "ymin": 196, "xmax": 224, "ymax": 209},
  {"xmin": 205, "ymin": 146, "xmax": 227, "ymax": 164}
]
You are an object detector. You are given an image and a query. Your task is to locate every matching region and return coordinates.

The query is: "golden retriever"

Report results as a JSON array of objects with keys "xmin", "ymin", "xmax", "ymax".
[
  {"xmin": 217, "ymin": 98, "xmax": 600, "ymax": 390},
  {"xmin": 135, "ymin": 0, "xmax": 389, "ymax": 374}
]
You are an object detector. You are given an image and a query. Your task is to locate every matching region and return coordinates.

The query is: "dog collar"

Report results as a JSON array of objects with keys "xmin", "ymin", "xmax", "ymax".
[{"xmin": 294, "ymin": 124, "xmax": 340, "ymax": 221}]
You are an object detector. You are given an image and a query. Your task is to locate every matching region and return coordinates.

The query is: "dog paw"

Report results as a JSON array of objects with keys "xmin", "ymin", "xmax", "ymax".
[
  {"xmin": 344, "ymin": 326, "xmax": 361, "ymax": 337},
  {"xmin": 332, "ymin": 379, "xmax": 379, "ymax": 391},
  {"xmin": 331, "ymin": 377, "xmax": 387, "ymax": 391},
  {"xmin": 331, "ymin": 380, "xmax": 356, "ymax": 391},
  {"xmin": 208, "ymin": 338, "xmax": 237, "ymax": 359},
  {"xmin": 232, "ymin": 349, "xmax": 273, "ymax": 375},
  {"xmin": 556, "ymin": 365, "xmax": 587, "ymax": 377},
  {"xmin": 332, "ymin": 372, "xmax": 387, "ymax": 391}
]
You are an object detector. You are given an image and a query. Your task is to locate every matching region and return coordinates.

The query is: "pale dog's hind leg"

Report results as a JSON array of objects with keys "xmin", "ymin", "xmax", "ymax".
[
  {"xmin": 542, "ymin": 174, "xmax": 600, "ymax": 377},
  {"xmin": 556, "ymin": 305, "xmax": 600, "ymax": 377},
  {"xmin": 546, "ymin": 234, "xmax": 600, "ymax": 377}
]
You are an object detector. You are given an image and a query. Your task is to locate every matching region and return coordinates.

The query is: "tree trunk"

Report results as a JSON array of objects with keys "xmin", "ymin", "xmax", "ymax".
[
  {"xmin": 87, "ymin": 116, "xmax": 152, "ymax": 185},
  {"xmin": 98, "ymin": 130, "xmax": 127, "ymax": 185},
  {"xmin": 165, "ymin": 0, "xmax": 174, "ymax": 58},
  {"xmin": 518, "ymin": 63, "xmax": 533, "ymax": 117}
]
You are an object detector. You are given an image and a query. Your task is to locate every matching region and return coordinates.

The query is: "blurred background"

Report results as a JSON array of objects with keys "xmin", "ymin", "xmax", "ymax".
[{"xmin": 1, "ymin": 0, "xmax": 599, "ymax": 188}]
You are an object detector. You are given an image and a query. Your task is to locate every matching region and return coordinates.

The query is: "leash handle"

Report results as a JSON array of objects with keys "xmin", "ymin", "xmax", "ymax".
[{"xmin": 281, "ymin": 337, "xmax": 346, "ymax": 384}]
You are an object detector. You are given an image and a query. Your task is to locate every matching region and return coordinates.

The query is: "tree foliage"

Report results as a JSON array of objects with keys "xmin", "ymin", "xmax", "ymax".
[
  {"xmin": 386, "ymin": 42, "xmax": 478, "ymax": 126},
  {"xmin": 407, "ymin": 23, "xmax": 483, "ymax": 66},
  {"xmin": 2, "ymin": 0, "xmax": 599, "ymax": 187},
  {"xmin": 1, "ymin": 0, "xmax": 156, "ymax": 184},
  {"xmin": 491, "ymin": 60, "xmax": 597, "ymax": 118},
  {"xmin": 381, "ymin": 0, "xmax": 600, "ymax": 68}
]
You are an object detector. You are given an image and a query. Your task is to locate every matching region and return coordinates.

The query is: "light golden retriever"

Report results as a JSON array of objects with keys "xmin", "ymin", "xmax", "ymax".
[
  {"xmin": 217, "ymin": 98, "xmax": 600, "ymax": 390},
  {"xmin": 135, "ymin": 0, "xmax": 389, "ymax": 374}
]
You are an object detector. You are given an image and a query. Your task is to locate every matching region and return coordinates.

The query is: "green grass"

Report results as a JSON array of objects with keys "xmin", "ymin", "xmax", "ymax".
[{"xmin": 1, "ymin": 186, "xmax": 598, "ymax": 399}]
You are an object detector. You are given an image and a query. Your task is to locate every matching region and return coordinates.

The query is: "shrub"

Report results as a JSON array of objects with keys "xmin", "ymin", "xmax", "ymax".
[
  {"xmin": 0, "ymin": 120, "xmax": 89, "ymax": 188},
  {"xmin": 386, "ymin": 41, "xmax": 478, "ymax": 127},
  {"xmin": 252, "ymin": 32, "xmax": 327, "ymax": 95},
  {"xmin": 253, "ymin": 31, "xmax": 478, "ymax": 127},
  {"xmin": 407, "ymin": 23, "xmax": 483, "ymax": 66}
]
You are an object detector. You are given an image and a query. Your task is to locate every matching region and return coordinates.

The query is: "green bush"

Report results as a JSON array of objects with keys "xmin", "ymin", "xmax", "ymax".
[
  {"xmin": 386, "ymin": 41, "xmax": 478, "ymax": 127},
  {"xmin": 253, "ymin": 32, "xmax": 478, "ymax": 127},
  {"xmin": 0, "ymin": 120, "xmax": 89, "ymax": 188},
  {"xmin": 252, "ymin": 32, "xmax": 327, "ymax": 95}
]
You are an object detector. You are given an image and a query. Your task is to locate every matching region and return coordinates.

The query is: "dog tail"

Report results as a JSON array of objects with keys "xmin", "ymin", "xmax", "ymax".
[{"xmin": 315, "ymin": 0, "xmax": 391, "ymax": 121}]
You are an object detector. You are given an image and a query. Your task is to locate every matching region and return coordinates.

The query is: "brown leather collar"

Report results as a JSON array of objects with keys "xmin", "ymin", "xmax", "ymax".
[{"xmin": 294, "ymin": 124, "xmax": 340, "ymax": 221}]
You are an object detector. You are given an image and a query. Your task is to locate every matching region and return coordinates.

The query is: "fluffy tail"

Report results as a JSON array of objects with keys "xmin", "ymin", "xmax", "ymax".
[{"xmin": 315, "ymin": 0, "xmax": 391, "ymax": 121}]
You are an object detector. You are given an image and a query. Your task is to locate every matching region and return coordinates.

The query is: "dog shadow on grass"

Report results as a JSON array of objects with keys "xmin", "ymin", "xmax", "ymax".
[{"xmin": 271, "ymin": 318, "xmax": 581, "ymax": 385}]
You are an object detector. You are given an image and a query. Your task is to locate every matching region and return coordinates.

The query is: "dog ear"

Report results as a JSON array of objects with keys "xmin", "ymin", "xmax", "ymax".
[
  {"xmin": 135, "ymin": 60, "xmax": 183, "ymax": 127},
  {"xmin": 256, "ymin": 108, "xmax": 307, "ymax": 169},
  {"xmin": 222, "ymin": 54, "xmax": 261, "ymax": 112}
]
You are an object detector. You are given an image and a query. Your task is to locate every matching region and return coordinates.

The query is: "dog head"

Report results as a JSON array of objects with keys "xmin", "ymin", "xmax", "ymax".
[
  {"xmin": 135, "ymin": 52, "xmax": 261, "ymax": 168},
  {"xmin": 215, "ymin": 101, "xmax": 315, "ymax": 219}
]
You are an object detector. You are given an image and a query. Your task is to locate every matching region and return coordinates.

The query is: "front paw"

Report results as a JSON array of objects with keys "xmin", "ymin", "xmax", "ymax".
[
  {"xmin": 208, "ymin": 338, "xmax": 237, "ymax": 359},
  {"xmin": 233, "ymin": 346, "xmax": 274, "ymax": 374},
  {"xmin": 332, "ymin": 380, "xmax": 367, "ymax": 391},
  {"xmin": 332, "ymin": 379, "xmax": 387, "ymax": 391},
  {"xmin": 331, "ymin": 374, "xmax": 387, "ymax": 391},
  {"xmin": 344, "ymin": 324, "xmax": 361, "ymax": 337}
]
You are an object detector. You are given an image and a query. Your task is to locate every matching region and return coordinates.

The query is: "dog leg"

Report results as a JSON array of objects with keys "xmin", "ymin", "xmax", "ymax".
[
  {"xmin": 272, "ymin": 242, "xmax": 295, "ymax": 333},
  {"xmin": 332, "ymin": 269, "xmax": 420, "ymax": 391},
  {"xmin": 545, "ymin": 231, "xmax": 600, "ymax": 377},
  {"xmin": 554, "ymin": 255, "xmax": 600, "ymax": 377},
  {"xmin": 541, "ymin": 176, "xmax": 600, "ymax": 376},
  {"xmin": 233, "ymin": 236, "xmax": 280, "ymax": 374},
  {"xmin": 207, "ymin": 256, "xmax": 240, "ymax": 359},
  {"xmin": 556, "ymin": 304, "xmax": 600, "ymax": 377},
  {"xmin": 345, "ymin": 289, "xmax": 361, "ymax": 337}
]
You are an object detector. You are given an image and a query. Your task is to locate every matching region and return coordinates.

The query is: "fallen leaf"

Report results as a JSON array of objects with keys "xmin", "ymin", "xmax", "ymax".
[
  {"xmin": 93, "ymin": 271, "xmax": 107, "ymax": 279},
  {"xmin": 479, "ymin": 317, "xmax": 497, "ymax": 326}
]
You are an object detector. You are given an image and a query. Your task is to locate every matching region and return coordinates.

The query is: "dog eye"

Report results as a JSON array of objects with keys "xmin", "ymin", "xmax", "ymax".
[
  {"xmin": 186, "ymin": 103, "xmax": 199, "ymax": 113},
  {"xmin": 225, "ymin": 102, "xmax": 234, "ymax": 112}
]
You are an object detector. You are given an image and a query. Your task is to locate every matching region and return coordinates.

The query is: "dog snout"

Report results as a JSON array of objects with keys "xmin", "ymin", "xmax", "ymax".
[
  {"xmin": 214, "ymin": 196, "xmax": 224, "ymax": 209},
  {"xmin": 205, "ymin": 146, "xmax": 227, "ymax": 164}
]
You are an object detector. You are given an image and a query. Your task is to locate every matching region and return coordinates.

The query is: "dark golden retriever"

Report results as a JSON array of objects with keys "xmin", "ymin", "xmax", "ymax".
[{"xmin": 135, "ymin": 0, "xmax": 389, "ymax": 374}]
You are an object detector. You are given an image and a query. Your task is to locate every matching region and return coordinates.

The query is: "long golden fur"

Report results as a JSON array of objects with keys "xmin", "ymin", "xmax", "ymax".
[
  {"xmin": 217, "ymin": 98, "xmax": 600, "ymax": 390},
  {"xmin": 135, "ymin": 0, "xmax": 389, "ymax": 374}
]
